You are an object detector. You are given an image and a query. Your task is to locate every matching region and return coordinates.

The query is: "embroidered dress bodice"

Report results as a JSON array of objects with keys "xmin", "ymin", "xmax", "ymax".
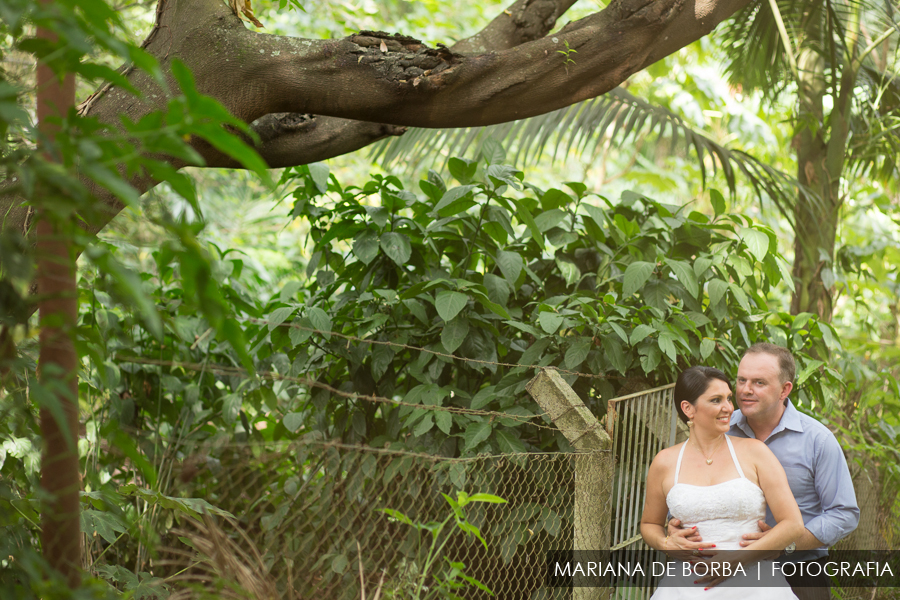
[
  {"xmin": 648, "ymin": 436, "xmax": 797, "ymax": 599},
  {"xmin": 665, "ymin": 436, "xmax": 766, "ymax": 550}
]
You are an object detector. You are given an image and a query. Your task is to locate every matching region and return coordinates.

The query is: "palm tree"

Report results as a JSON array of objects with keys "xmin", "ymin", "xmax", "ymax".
[
  {"xmin": 374, "ymin": 0, "xmax": 900, "ymax": 323},
  {"xmin": 721, "ymin": 0, "xmax": 900, "ymax": 320}
]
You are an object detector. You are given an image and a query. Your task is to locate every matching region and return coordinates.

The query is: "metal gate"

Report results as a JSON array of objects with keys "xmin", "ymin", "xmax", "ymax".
[{"xmin": 606, "ymin": 383, "xmax": 684, "ymax": 599}]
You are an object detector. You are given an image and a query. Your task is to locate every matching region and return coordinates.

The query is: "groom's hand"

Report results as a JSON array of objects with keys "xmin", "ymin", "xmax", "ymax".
[
  {"xmin": 667, "ymin": 518, "xmax": 703, "ymax": 542},
  {"xmin": 739, "ymin": 520, "xmax": 772, "ymax": 547},
  {"xmin": 666, "ymin": 519, "xmax": 715, "ymax": 561}
]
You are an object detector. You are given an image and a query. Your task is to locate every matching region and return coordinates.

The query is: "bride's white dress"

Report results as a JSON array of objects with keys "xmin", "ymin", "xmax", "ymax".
[{"xmin": 650, "ymin": 436, "xmax": 798, "ymax": 599}]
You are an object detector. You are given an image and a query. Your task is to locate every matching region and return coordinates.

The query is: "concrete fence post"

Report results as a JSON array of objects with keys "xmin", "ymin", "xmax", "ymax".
[{"xmin": 526, "ymin": 369, "xmax": 612, "ymax": 600}]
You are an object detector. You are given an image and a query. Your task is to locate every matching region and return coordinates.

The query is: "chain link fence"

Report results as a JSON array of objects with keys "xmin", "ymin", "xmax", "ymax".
[{"xmin": 156, "ymin": 439, "xmax": 614, "ymax": 599}]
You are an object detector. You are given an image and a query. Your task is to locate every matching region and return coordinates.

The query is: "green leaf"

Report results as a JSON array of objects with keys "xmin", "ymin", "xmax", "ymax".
[
  {"xmin": 352, "ymin": 230, "xmax": 380, "ymax": 264},
  {"xmin": 693, "ymin": 256, "xmax": 714, "ymax": 278},
  {"xmin": 643, "ymin": 279, "xmax": 669, "ymax": 310},
  {"xmin": 435, "ymin": 411, "xmax": 452, "ymax": 435},
  {"xmin": 630, "ymin": 324, "xmax": 654, "ymax": 345},
  {"xmin": 623, "ymin": 261, "xmax": 655, "ymax": 296},
  {"xmin": 267, "ymin": 307, "xmax": 294, "ymax": 331},
  {"xmin": 658, "ymin": 334, "xmax": 677, "ymax": 362},
  {"xmin": 519, "ymin": 338, "xmax": 550, "ymax": 365},
  {"xmin": 511, "ymin": 198, "xmax": 545, "ymax": 250},
  {"xmin": 307, "ymin": 307, "xmax": 332, "ymax": 338},
  {"xmin": 380, "ymin": 232, "xmax": 412, "ymax": 265},
  {"xmin": 403, "ymin": 299, "xmax": 428, "ymax": 323},
  {"xmin": 792, "ymin": 312, "xmax": 814, "ymax": 331},
  {"xmin": 556, "ymin": 259, "xmax": 581, "ymax": 287},
  {"xmin": 775, "ymin": 256, "xmax": 795, "ymax": 293},
  {"xmin": 603, "ymin": 335, "xmax": 628, "ymax": 373},
  {"xmin": 283, "ymin": 412, "xmax": 304, "ymax": 433},
  {"xmin": 483, "ymin": 273, "xmax": 510, "ymax": 306},
  {"xmin": 308, "ymin": 162, "xmax": 330, "ymax": 193},
  {"xmin": 470, "ymin": 386, "xmax": 496, "ymax": 410},
  {"xmin": 289, "ymin": 317, "xmax": 313, "ymax": 345},
  {"xmin": 441, "ymin": 316, "xmax": 470, "ymax": 353},
  {"xmin": 463, "ymin": 421, "xmax": 492, "ymax": 451},
  {"xmin": 481, "ymin": 138, "xmax": 506, "ymax": 164},
  {"xmin": 665, "ymin": 258, "xmax": 699, "ymax": 298},
  {"xmin": 371, "ymin": 343, "xmax": 394, "ymax": 380},
  {"xmin": 565, "ymin": 338, "xmax": 591, "ymax": 369},
  {"xmin": 495, "ymin": 430, "xmax": 525, "ymax": 454},
  {"xmin": 331, "ymin": 554, "xmax": 349, "ymax": 574},
  {"xmin": 379, "ymin": 508, "xmax": 413, "ymax": 525},
  {"xmin": 413, "ymin": 414, "xmax": 434, "ymax": 436},
  {"xmin": 709, "ymin": 189, "xmax": 726, "ymax": 217},
  {"xmin": 436, "ymin": 290, "xmax": 468, "ymax": 322},
  {"xmin": 608, "ymin": 321, "xmax": 629, "ymax": 344},
  {"xmin": 700, "ymin": 338, "xmax": 716, "ymax": 360},
  {"xmin": 728, "ymin": 283, "xmax": 751, "ymax": 312},
  {"xmin": 707, "ymin": 279, "xmax": 729, "ymax": 307},
  {"xmin": 796, "ymin": 360, "xmax": 825, "ymax": 386},
  {"xmin": 82, "ymin": 509, "xmax": 126, "ymax": 544},
  {"xmin": 448, "ymin": 157, "xmax": 477, "ymax": 184},
  {"xmin": 467, "ymin": 493, "xmax": 508, "ymax": 504},
  {"xmin": 539, "ymin": 311, "xmax": 563, "ymax": 334},
  {"xmin": 496, "ymin": 250, "xmax": 523, "ymax": 285},
  {"xmin": 535, "ymin": 209, "xmax": 568, "ymax": 232},
  {"xmin": 432, "ymin": 185, "xmax": 478, "ymax": 215},
  {"xmin": 741, "ymin": 228, "xmax": 770, "ymax": 262}
]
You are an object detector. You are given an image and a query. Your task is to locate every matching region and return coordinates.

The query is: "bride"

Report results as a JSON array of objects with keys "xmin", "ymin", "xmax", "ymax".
[{"xmin": 640, "ymin": 366, "xmax": 804, "ymax": 596}]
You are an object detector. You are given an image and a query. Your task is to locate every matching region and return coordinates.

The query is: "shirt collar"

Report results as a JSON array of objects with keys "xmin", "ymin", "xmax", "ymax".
[{"xmin": 730, "ymin": 398, "xmax": 804, "ymax": 439}]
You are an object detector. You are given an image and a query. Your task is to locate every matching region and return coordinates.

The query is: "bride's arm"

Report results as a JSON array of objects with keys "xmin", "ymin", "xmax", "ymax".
[
  {"xmin": 640, "ymin": 450, "xmax": 710, "ymax": 557},
  {"xmin": 640, "ymin": 453, "xmax": 671, "ymax": 552},
  {"xmin": 747, "ymin": 440, "xmax": 805, "ymax": 554}
]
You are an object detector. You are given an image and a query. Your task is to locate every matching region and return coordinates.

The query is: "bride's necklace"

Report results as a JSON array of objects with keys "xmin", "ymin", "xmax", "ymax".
[{"xmin": 691, "ymin": 435, "xmax": 725, "ymax": 465}]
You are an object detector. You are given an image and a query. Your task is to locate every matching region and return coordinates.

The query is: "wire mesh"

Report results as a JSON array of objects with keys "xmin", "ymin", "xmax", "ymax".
[
  {"xmin": 607, "ymin": 385, "xmax": 684, "ymax": 600},
  {"xmin": 156, "ymin": 440, "xmax": 614, "ymax": 599}
]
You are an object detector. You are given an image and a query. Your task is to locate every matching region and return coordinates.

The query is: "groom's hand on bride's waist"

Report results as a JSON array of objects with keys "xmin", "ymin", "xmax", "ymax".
[
  {"xmin": 665, "ymin": 518, "xmax": 716, "ymax": 561},
  {"xmin": 739, "ymin": 520, "xmax": 772, "ymax": 547}
]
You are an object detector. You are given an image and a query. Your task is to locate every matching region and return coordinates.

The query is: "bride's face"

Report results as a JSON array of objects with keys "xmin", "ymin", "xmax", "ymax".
[{"xmin": 683, "ymin": 379, "xmax": 734, "ymax": 434}]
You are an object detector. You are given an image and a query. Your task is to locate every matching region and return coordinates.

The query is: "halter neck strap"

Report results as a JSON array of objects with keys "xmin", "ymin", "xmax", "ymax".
[
  {"xmin": 673, "ymin": 441, "xmax": 687, "ymax": 484},
  {"xmin": 724, "ymin": 435, "xmax": 746, "ymax": 479}
]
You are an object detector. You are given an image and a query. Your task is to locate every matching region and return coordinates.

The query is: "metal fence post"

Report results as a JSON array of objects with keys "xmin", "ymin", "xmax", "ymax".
[{"xmin": 526, "ymin": 369, "xmax": 611, "ymax": 600}]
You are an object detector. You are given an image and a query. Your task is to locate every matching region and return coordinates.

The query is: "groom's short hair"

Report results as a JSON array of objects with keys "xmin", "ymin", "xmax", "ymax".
[{"xmin": 743, "ymin": 343, "xmax": 795, "ymax": 385}]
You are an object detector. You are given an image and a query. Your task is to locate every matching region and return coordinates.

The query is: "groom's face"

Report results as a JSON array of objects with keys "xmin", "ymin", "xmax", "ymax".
[{"xmin": 736, "ymin": 353, "xmax": 790, "ymax": 425}]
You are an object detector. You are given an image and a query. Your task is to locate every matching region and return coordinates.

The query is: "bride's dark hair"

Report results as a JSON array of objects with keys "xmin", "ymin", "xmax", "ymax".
[{"xmin": 674, "ymin": 366, "xmax": 731, "ymax": 423}]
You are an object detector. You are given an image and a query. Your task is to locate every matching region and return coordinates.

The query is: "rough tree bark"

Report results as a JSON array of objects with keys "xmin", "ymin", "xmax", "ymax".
[
  {"xmin": 791, "ymin": 2, "xmax": 859, "ymax": 322},
  {"xmin": 1, "ymin": 0, "xmax": 753, "ymax": 243},
  {"xmin": 35, "ymin": 13, "xmax": 82, "ymax": 587}
]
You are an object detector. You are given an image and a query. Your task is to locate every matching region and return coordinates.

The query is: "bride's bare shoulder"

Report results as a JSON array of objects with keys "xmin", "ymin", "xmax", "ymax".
[{"xmin": 650, "ymin": 443, "xmax": 684, "ymax": 469}]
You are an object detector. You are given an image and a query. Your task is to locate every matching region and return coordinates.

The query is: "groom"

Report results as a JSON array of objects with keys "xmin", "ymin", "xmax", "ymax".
[{"xmin": 671, "ymin": 343, "xmax": 859, "ymax": 600}]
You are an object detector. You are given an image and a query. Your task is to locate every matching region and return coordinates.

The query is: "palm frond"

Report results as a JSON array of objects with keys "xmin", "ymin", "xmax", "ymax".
[
  {"xmin": 370, "ymin": 87, "xmax": 807, "ymax": 223},
  {"xmin": 845, "ymin": 63, "xmax": 900, "ymax": 182},
  {"xmin": 721, "ymin": 0, "xmax": 895, "ymax": 98}
]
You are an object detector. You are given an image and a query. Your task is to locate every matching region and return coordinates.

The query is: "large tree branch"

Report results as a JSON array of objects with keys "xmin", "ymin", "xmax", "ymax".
[
  {"xmin": 1, "ymin": 0, "xmax": 573, "ymax": 236},
  {"xmin": 3, "ymin": 0, "xmax": 751, "ymax": 241},
  {"xmin": 186, "ymin": 0, "xmax": 750, "ymax": 127},
  {"xmin": 221, "ymin": 0, "xmax": 579, "ymax": 169}
]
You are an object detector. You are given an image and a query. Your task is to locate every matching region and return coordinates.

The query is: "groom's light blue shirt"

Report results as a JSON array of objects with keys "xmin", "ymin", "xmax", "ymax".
[{"xmin": 729, "ymin": 399, "xmax": 859, "ymax": 563}]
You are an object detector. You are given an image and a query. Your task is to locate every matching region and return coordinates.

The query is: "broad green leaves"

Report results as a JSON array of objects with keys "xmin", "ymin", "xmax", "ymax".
[
  {"xmin": 436, "ymin": 291, "xmax": 468, "ymax": 322},
  {"xmin": 380, "ymin": 232, "xmax": 412, "ymax": 265},
  {"xmin": 623, "ymin": 261, "xmax": 655, "ymax": 296}
]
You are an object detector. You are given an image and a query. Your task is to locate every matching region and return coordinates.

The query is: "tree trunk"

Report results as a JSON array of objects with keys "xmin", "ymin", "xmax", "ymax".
[
  {"xmin": 791, "ymin": 4, "xmax": 858, "ymax": 322},
  {"xmin": 1, "ymin": 0, "xmax": 753, "ymax": 248},
  {"xmin": 36, "ymin": 16, "xmax": 82, "ymax": 588}
]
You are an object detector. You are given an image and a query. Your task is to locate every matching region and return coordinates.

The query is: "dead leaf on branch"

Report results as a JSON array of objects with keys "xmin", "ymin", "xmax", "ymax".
[{"xmin": 229, "ymin": 0, "xmax": 264, "ymax": 28}]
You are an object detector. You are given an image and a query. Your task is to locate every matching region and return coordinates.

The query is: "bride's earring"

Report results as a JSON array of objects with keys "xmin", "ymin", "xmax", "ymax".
[{"xmin": 687, "ymin": 420, "xmax": 693, "ymax": 427}]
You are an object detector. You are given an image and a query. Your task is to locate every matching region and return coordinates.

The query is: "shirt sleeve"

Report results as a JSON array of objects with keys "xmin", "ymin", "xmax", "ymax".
[{"xmin": 803, "ymin": 431, "xmax": 860, "ymax": 547}]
